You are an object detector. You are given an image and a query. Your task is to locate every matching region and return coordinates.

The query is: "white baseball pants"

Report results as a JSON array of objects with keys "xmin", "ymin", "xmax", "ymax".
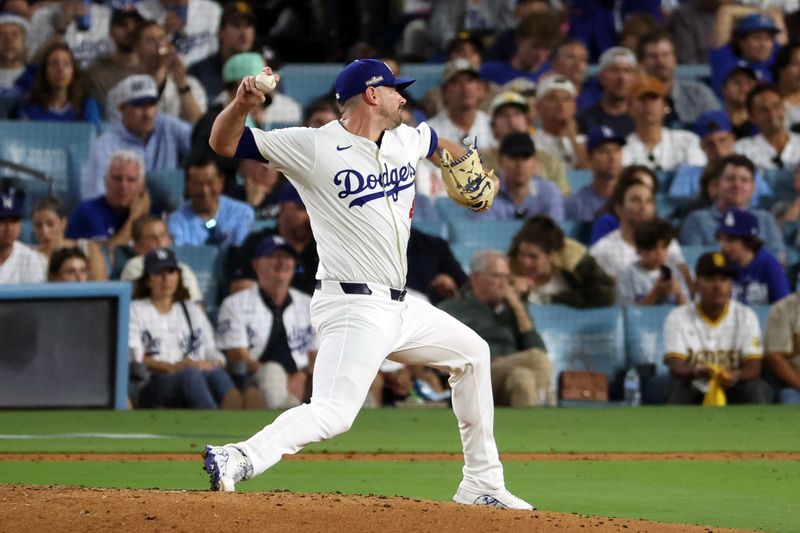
[{"xmin": 236, "ymin": 281, "xmax": 506, "ymax": 493}]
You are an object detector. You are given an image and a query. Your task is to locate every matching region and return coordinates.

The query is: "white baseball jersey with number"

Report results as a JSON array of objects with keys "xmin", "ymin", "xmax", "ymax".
[
  {"xmin": 216, "ymin": 285, "xmax": 318, "ymax": 369},
  {"xmin": 129, "ymin": 299, "xmax": 224, "ymax": 365},
  {"xmin": 663, "ymin": 300, "xmax": 762, "ymax": 371}
]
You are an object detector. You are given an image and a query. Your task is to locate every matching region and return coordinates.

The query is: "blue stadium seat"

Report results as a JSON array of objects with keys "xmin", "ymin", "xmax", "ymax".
[
  {"xmin": 624, "ymin": 305, "xmax": 676, "ymax": 375},
  {"xmin": 448, "ymin": 219, "xmax": 524, "ymax": 269},
  {"xmin": 146, "ymin": 169, "xmax": 185, "ymax": 216},
  {"xmin": 434, "ymin": 196, "xmax": 469, "ymax": 221},
  {"xmin": 173, "ymin": 245, "xmax": 222, "ymax": 313},
  {"xmin": 566, "ymin": 169, "xmax": 592, "ymax": 193},
  {"xmin": 250, "ymin": 218, "xmax": 278, "ymax": 233},
  {"xmin": 750, "ymin": 304, "xmax": 771, "ymax": 333},
  {"xmin": 411, "ymin": 218, "xmax": 448, "ymax": 239},
  {"xmin": 530, "ymin": 304, "xmax": 626, "ymax": 383}
]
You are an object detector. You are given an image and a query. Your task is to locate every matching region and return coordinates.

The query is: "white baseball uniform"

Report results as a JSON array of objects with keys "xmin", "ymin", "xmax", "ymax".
[
  {"xmin": 663, "ymin": 301, "xmax": 763, "ymax": 371},
  {"xmin": 230, "ymin": 120, "xmax": 506, "ymax": 494}
]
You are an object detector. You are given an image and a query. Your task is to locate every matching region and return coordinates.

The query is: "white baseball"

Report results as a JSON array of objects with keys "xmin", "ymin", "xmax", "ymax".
[{"xmin": 255, "ymin": 72, "xmax": 277, "ymax": 93}]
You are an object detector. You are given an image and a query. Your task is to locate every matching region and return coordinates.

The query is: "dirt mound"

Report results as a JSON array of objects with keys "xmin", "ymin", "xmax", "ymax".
[{"xmin": 0, "ymin": 484, "xmax": 748, "ymax": 532}]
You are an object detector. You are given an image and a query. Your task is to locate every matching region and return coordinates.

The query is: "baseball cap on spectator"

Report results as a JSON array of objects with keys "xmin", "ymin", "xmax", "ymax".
[
  {"xmin": 489, "ymin": 91, "xmax": 528, "ymax": 117},
  {"xmin": 693, "ymin": 110, "xmax": 733, "ymax": 138},
  {"xmin": 535, "ymin": 75, "xmax": 576, "ymax": 99},
  {"xmin": 115, "ymin": 74, "xmax": 158, "ymax": 106},
  {"xmin": 110, "ymin": 5, "xmax": 144, "ymax": 27},
  {"xmin": 0, "ymin": 13, "xmax": 30, "ymax": 33},
  {"xmin": 254, "ymin": 235, "xmax": 297, "ymax": 259},
  {"xmin": 502, "ymin": 77, "xmax": 537, "ymax": 96},
  {"xmin": 630, "ymin": 74, "xmax": 667, "ymax": 100},
  {"xmin": 279, "ymin": 182, "xmax": 304, "ymax": 207},
  {"xmin": 695, "ymin": 251, "xmax": 735, "ymax": 278},
  {"xmin": 598, "ymin": 46, "xmax": 637, "ymax": 71},
  {"xmin": 587, "ymin": 126, "xmax": 626, "ymax": 152},
  {"xmin": 734, "ymin": 13, "xmax": 779, "ymax": 37},
  {"xmin": 223, "ymin": 52, "xmax": 264, "ymax": 83},
  {"xmin": 720, "ymin": 61, "xmax": 761, "ymax": 84},
  {"xmin": 446, "ymin": 31, "xmax": 485, "ymax": 56},
  {"xmin": 144, "ymin": 248, "xmax": 179, "ymax": 274},
  {"xmin": 717, "ymin": 208, "xmax": 759, "ymax": 238},
  {"xmin": 221, "ymin": 1, "xmax": 256, "ymax": 27},
  {"xmin": 334, "ymin": 59, "xmax": 415, "ymax": 105},
  {"xmin": 441, "ymin": 58, "xmax": 480, "ymax": 85},
  {"xmin": 0, "ymin": 178, "xmax": 24, "ymax": 220},
  {"xmin": 500, "ymin": 132, "xmax": 536, "ymax": 158}
]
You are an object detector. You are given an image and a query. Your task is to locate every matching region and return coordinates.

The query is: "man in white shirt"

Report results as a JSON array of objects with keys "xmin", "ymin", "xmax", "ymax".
[
  {"xmin": 734, "ymin": 83, "xmax": 800, "ymax": 171},
  {"xmin": 622, "ymin": 75, "xmax": 707, "ymax": 172},
  {"xmin": 135, "ymin": 0, "xmax": 222, "ymax": 67},
  {"xmin": 0, "ymin": 14, "xmax": 34, "ymax": 99},
  {"xmin": 27, "ymin": 0, "xmax": 113, "ymax": 68},
  {"xmin": 534, "ymin": 74, "xmax": 587, "ymax": 169},
  {"xmin": 427, "ymin": 58, "xmax": 495, "ymax": 149},
  {"xmin": 0, "ymin": 179, "xmax": 46, "ymax": 284}
]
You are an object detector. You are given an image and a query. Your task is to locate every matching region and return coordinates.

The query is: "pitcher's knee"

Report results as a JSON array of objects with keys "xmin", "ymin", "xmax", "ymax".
[{"xmin": 308, "ymin": 401, "xmax": 356, "ymax": 440}]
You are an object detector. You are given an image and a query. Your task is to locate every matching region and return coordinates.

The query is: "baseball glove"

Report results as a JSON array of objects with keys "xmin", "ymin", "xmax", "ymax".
[{"xmin": 438, "ymin": 147, "xmax": 497, "ymax": 212}]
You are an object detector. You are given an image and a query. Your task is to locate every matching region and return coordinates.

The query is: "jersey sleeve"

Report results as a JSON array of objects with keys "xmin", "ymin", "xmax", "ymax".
[
  {"xmin": 250, "ymin": 126, "xmax": 316, "ymax": 187},
  {"xmin": 663, "ymin": 307, "xmax": 688, "ymax": 362},
  {"xmin": 764, "ymin": 298, "xmax": 794, "ymax": 355},
  {"xmin": 416, "ymin": 122, "xmax": 437, "ymax": 159},
  {"xmin": 215, "ymin": 295, "xmax": 249, "ymax": 351},
  {"xmin": 128, "ymin": 304, "xmax": 144, "ymax": 364},
  {"xmin": 738, "ymin": 306, "xmax": 763, "ymax": 361}
]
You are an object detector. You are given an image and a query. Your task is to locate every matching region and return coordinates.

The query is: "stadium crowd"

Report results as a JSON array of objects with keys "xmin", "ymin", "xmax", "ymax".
[{"xmin": 2, "ymin": 0, "xmax": 800, "ymax": 408}]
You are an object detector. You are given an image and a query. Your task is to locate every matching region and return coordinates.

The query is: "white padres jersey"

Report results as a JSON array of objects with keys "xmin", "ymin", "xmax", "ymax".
[
  {"xmin": 251, "ymin": 120, "xmax": 435, "ymax": 288},
  {"xmin": 589, "ymin": 229, "xmax": 685, "ymax": 279},
  {"xmin": 622, "ymin": 128, "xmax": 707, "ymax": 171},
  {"xmin": 129, "ymin": 299, "xmax": 224, "ymax": 365},
  {"xmin": 216, "ymin": 285, "xmax": 318, "ymax": 370},
  {"xmin": 663, "ymin": 300, "xmax": 762, "ymax": 371},
  {"xmin": 764, "ymin": 292, "xmax": 800, "ymax": 374},
  {"xmin": 0, "ymin": 242, "xmax": 46, "ymax": 284}
]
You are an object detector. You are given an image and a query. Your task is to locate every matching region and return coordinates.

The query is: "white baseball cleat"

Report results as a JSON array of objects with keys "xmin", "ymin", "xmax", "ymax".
[
  {"xmin": 202, "ymin": 445, "xmax": 253, "ymax": 492},
  {"xmin": 453, "ymin": 486, "xmax": 536, "ymax": 510}
]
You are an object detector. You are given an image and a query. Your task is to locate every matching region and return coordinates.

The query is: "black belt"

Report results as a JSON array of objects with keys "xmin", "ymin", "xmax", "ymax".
[{"xmin": 315, "ymin": 280, "xmax": 406, "ymax": 301}]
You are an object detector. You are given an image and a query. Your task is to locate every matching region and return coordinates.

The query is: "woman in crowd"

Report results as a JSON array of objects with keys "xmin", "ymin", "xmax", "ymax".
[
  {"xmin": 17, "ymin": 42, "xmax": 101, "ymax": 129},
  {"xmin": 773, "ymin": 40, "xmax": 800, "ymax": 128},
  {"xmin": 590, "ymin": 165, "xmax": 659, "ymax": 244},
  {"xmin": 47, "ymin": 246, "xmax": 89, "ymax": 282},
  {"xmin": 508, "ymin": 215, "xmax": 616, "ymax": 308},
  {"xmin": 130, "ymin": 248, "xmax": 242, "ymax": 409},
  {"xmin": 32, "ymin": 196, "xmax": 107, "ymax": 280}
]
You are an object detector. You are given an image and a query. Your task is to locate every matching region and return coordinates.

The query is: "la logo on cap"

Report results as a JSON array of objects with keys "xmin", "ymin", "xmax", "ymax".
[
  {"xmin": 601, "ymin": 126, "xmax": 613, "ymax": 137},
  {"xmin": 725, "ymin": 212, "xmax": 735, "ymax": 226},
  {"xmin": 1, "ymin": 195, "xmax": 12, "ymax": 209},
  {"xmin": 156, "ymin": 249, "xmax": 168, "ymax": 260}
]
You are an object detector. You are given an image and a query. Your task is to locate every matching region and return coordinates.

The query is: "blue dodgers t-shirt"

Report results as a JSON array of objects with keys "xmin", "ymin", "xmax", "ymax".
[
  {"xmin": 732, "ymin": 247, "xmax": 790, "ymax": 305},
  {"xmin": 66, "ymin": 196, "xmax": 130, "ymax": 240},
  {"xmin": 709, "ymin": 43, "xmax": 779, "ymax": 97}
]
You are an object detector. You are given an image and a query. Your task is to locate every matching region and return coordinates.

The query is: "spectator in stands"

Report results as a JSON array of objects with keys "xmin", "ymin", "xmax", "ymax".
[
  {"xmin": 426, "ymin": 0, "xmax": 518, "ymax": 56},
  {"xmin": 617, "ymin": 12, "xmax": 663, "ymax": 54},
  {"xmin": 710, "ymin": 8, "xmax": 786, "ymax": 96},
  {"xmin": 18, "ymin": 42, "xmax": 101, "ymax": 128},
  {"xmin": 130, "ymin": 247, "xmax": 243, "ymax": 409},
  {"xmin": 228, "ymin": 182, "xmax": 318, "ymax": 296},
  {"xmin": 167, "ymin": 153, "xmax": 253, "ymax": 248},
  {"xmin": 480, "ymin": 12, "xmax": 561, "ymax": 86},
  {"xmin": 617, "ymin": 218, "xmax": 689, "ymax": 306},
  {"xmin": 771, "ymin": 164, "xmax": 800, "ymax": 231},
  {"xmin": 227, "ymin": 159, "xmax": 285, "ymax": 222},
  {"xmin": 0, "ymin": 13, "xmax": 35, "ymax": 101},
  {"xmin": 669, "ymin": 0, "xmax": 720, "ymax": 65},
  {"xmin": 439, "ymin": 250, "xmax": 554, "ymax": 407},
  {"xmin": 482, "ymin": 0, "xmax": 552, "ymax": 62},
  {"xmin": 764, "ymin": 291, "xmax": 800, "ymax": 403},
  {"xmin": 302, "ymin": 97, "xmax": 339, "ymax": 129},
  {"xmin": 680, "ymin": 154, "xmax": 785, "ymax": 259},
  {"xmin": 216, "ymin": 235, "xmax": 317, "ymax": 409},
  {"xmin": 476, "ymin": 132, "xmax": 563, "ymax": 222},
  {"xmin": 407, "ymin": 227, "xmax": 468, "ymax": 305},
  {"xmin": 27, "ymin": 0, "xmax": 113, "ymax": 68},
  {"xmin": 188, "ymin": 1, "xmax": 255, "ymax": 102},
  {"xmin": 481, "ymin": 90, "xmax": 569, "ymax": 195},
  {"xmin": 135, "ymin": 0, "xmax": 222, "ymax": 67},
  {"xmin": 107, "ymin": 20, "xmax": 206, "ymax": 124},
  {"xmin": 534, "ymin": 75, "xmax": 588, "ymax": 169},
  {"xmin": 720, "ymin": 63, "xmax": 759, "ymax": 139},
  {"xmin": 735, "ymin": 83, "xmax": 800, "ymax": 171},
  {"xmin": 772, "ymin": 40, "xmax": 800, "ymax": 127},
  {"xmin": 638, "ymin": 30, "xmax": 721, "ymax": 127},
  {"xmin": 81, "ymin": 74, "xmax": 191, "ymax": 199},
  {"xmin": 577, "ymin": 47, "xmax": 637, "ymax": 137},
  {"xmin": 590, "ymin": 174, "xmax": 689, "ymax": 281},
  {"xmin": 549, "ymin": 39, "xmax": 591, "ymax": 108},
  {"xmin": 119, "ymin": 215, "xmax": 202, "ymax": 303},
  {"xmin": 68, "ymin": 150, "xmax": 151, "ymax": 251},
  {"xmin": 47, "ymin": 246, "xmax": 89, "ymax": 282},
  {"xmin": 565, "ymin": 126, "xmax": 625, "ymax": 224},
  {"xmin": 427, "ymin": 58, "xmax": 495, "ymax": 149},
  {"xmin": 0, "ymin": 178, "xmax": 46, "ymax": 283},
  {"xmin": 508, "ymin": 215, "xmax": 616, "ymax": 308},
  {"xmin": 622, "ymin": 74, "xmax": 707, "ymax": 171},
  {"xmin": 32, "ymin": 197, "xmax": 106, "ymax": 280},
  {"xmin": 85, "ymin": 6, "xmax": 142, "ymax": 116},
  {"xmin": 591, "ymin": 164, "xmax": 660, "ymax": 244},
  {"xmin": 568, "ymin": 1, "xmax": 662, "ymax": 61},
  {"xmin": 717, "ymin": 208, "xmax": 789, "ymax": 305},
  {"xmin": 663, "ymin": 251, "xmax": 772, "ymax": 404}
]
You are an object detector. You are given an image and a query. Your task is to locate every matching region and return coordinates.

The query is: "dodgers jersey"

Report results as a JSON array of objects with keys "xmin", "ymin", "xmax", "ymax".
[
  {"xmin": 663, "ymin": 300, "xmax": 762, "ymax": 371},
  {"xmin": 251, "ymin": 121, "xmax": 436, "ymax": 289},
  {"xmin": 216, "ymin": 285, "xmax": 318, "ymax": 370}
]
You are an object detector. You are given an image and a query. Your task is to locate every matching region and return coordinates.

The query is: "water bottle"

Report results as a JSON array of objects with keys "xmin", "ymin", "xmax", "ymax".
[
  {"xmin": 75, "ymin": 0, "xmax": 92, "ymax": 31},
  {"xmin": 623, "ymin": 367, "xmax": 641, "ymax": 406}
]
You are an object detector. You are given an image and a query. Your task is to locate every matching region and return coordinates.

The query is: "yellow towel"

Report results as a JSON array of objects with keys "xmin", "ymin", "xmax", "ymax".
[{"xmin": 702, "ymin": 364, "xmax": 727, "ymax": 407}]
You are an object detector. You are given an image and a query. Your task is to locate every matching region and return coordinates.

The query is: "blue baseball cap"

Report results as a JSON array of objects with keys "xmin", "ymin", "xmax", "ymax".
[
  {"xmin": 255, "ymin": 235, "xmax": 297, "ymax": 259},
  {"xmin": 587, "ymin": 126, "xmax": 626, "ymax": 152},
  {"xmin": 735, "ymin": 13, "xmax": 779, "ymax": 37},
  {"xmin": 0, "ymin": 178, "xmax": 25, "ymax": 219},
  {"xmin": 334, "ymin": 59, "xmax": 415, "ymax": 105},
  {"xmin": 717, "ymin": 208, "xmax": 759, "ymax": 239},
  {"xmin": 693, "ymin": 110, "xmax": 732, "ymax": 138}
]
